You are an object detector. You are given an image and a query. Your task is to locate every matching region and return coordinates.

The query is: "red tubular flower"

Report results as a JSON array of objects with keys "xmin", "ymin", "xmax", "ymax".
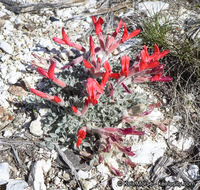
[
  {"xmin": 123, "ymin": 158, "xmax": 136, "ymax": 168},
  {"xmin": 53, "ymin": 27, "xmax": 86, "ymax": 52},
  {"xmin": 51, "ymin": 77, "xmax": 67, "ymax": 88},
  {"xmin": 89, "ymin": 35, "xmax": 97, "ymax": 67},
  {"xmin": 139, "ymin": 46, "xmax": 160, "ymax": 71},
  {"xmin": 35, "ymin": 62, "xmax": 66, "ymax": 88},
  {"xmin": 53, "ymin": 96, "xmax": 61, "ymax": 103},
  {"xmin": 150, "ymin": 63, "xmax": 172, "ymax": 82},
  {"xmin": 112, "ymin": 19, "xmax": 123, "ymax": 38},
  {"xmin": 90, "ymin": 35, "xmax": 95, "ymax": 55},
  {"xmin": 37, "ymin": 67, "xmax": 49, "ymax": 78},
  {"xmin": 121, "ymin": 82, "xmax": 132, "ymax": 94},
  {"xmin": 100, "ymin": 61, "xmax": 120, "ymax": 89},
  {"xmin": 101, "ymin": 73, "xmax": 110, "ymax": 89},
  {"xmin": 30, "ymin": 88, "xmax": 51, "ymax": 99},
  {"xmin": 92, "ymin": 16, "xmax": 104, "ymax": 35},
  {"xmin": 77, "ymin": 127, "xmax": 87, "ymax": 148},
  {"xmin": 62, "ymin": 27, "xmax": 71, "ymax": 45},
  {"xmin": 107, "ymin": 164, "xmax": 123, "ymax": 176},
  {"xmin": 92, "ymin": 16, "xmax": 105, "ymax": 50},
  {"xmin": 48, "ymin": 62, "xmax": 56, "ymax": 80},
  {"xmin": 30, "ymin": 88, "xmax": 64, "ymax": 106},
  {"xmin": 151, "ymin": 75, "xmax": 172, "ymax": 82},
  {"xmin": 115, "ymin": 143, "xmax": 135, "ymax": 157},
  {"xmin": 106, "ymin": 19, "xmax": 123, "ymax": 49},
  {"xmin": 72, "ymin": 106, "xmax": 78, "ymax": 113},
  {"xmin": 118, "ymin": 126, "xmax": 145, "ymax": 136},
  {"xmin": 104, "ymin": 61, "xmax": 111, "ymax": 73},
  {"xmin": 87, "ymin": 78, "xmax": 104, "ymax": 105},
  {"xmin": 120, "ymin": 55, "xmax": 130, "ymax": 77},
  {"xmin": 52, "ymin": 37, "xmax": 66, "ymax": 45},
  {"xmin": 83, "ymin": 59, "xmax": 93, "ymax": 69},
  {"xmin": 99, "ymin": 154, "xmax": 103, "ymax": 164},
  {"xmin": 152, "ymin": 43, "xmax": 170, "ymax": 60},
  {"xmin": 121, "ymin": 23, "xmax": 140, "ymax": 43},
  {"xmin": 139, "ymin": 44, "xmax": 170, "ymax": 71},
  {"xmin": 96, "ymin": 57, "xmax": 101, "ymax": 72}
]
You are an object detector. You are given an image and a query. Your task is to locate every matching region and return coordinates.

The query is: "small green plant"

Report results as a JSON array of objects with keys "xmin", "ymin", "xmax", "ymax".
[{"xmin": 140, "ymin": 14, "xmax": 172, "ymax": 49}]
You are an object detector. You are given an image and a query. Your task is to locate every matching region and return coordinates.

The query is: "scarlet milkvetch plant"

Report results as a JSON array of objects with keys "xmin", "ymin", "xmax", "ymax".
[{"xmin": 30, "ymin": 16, "xmax": 172, "ymax": 175}]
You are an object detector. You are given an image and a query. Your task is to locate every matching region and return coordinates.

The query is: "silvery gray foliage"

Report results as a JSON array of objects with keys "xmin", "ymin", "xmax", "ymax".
[{"xmin": 26, "ymin": 60, "xmax": 148, "ymax": 148}]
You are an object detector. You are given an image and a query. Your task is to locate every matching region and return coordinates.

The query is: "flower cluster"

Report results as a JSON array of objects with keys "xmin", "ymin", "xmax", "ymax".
[
  {"xmin": 91, "ymin": 126, "xmax": 144, "ymax": 176},
  {"xmin": 30, "ymin": 16, "xmax": 172, "ymax": 174}
]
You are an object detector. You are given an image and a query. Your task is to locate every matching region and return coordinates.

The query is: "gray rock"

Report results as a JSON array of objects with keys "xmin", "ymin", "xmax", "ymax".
[
  {"xmin": 7, "ymin": 72, "xmax": 21, "ymax": 85},
  {"xmin": 77, "ymin": 170, "xmax": 89, "ymax": 179},
  {"xmin": 0, "ymin": 41, "xmax": 13, "ymax": 54},
  {"xmin": 0, "ymin": 11, "xmax": 5, "ymax": 18},
  {"xmin": 6, "ymin": 179, "xmax": 28, "ymax": 190},
  {"xmin": 29, "ymin": 159, "xmax": 51, "ymax": 190},
  {"xmin": 29, "ymin": 117, "xmax": 43, "ymax": 137},
  {"xmin": 0, "ymin": 162, "xmax": 10, "ymax": 185},
  {"xmin": 188, "ymin": 165, "xmax": 199, "ymax": 180},
  {"xmin": 138, "ymin": 1, "xmax": 169, "ymax": 17},
  {"xmin": 112, "ymin": 177, "xmax": 123, "ymax": 190}
]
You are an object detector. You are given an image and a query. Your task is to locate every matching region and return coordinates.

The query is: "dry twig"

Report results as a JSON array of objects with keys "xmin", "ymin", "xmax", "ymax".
[
  {"xmin": 54, "ymin": 144, "xmax": 83, "ymax": 189},
  {"xmin": 0, "ymin": 0, "xmax": 87, "ymax": 14},
  {"xmin": 65, "ymin": 2, "xmax": 132, "ymax": 21}
]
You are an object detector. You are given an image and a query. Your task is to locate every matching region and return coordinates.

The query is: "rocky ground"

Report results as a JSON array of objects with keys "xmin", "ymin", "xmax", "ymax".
[{"xmin": 0, "ymin": 0, "xmax": 200, "ymax": 190}]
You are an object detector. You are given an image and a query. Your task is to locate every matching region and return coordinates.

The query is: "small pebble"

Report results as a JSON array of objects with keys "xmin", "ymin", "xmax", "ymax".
[
  {"xmin": 0, "ymin": 41, "xmax": 13, "ymax": 54},
  {"xmin": 0, "ymin": 162, "xmax": 10, "ymax": 185},
  {"xmin": 29, "ymin": 117, "xmax": 43, "ymax": 137},
  {"xmin": 112, "ymin": 177, "xmax": 123, "ymax": 190},
  {"xmin": 6, "ymin": 179, "xmax": 28, "ymax": 190},
  {"xmin": 54, "ymin": 176, "xmax": 61, "ymax": 185},
  {"xmin": 63, "ymin": 173, "xmax": 70, "ymax": 182},
  {"xmin": 188, "ymin": 165, "xmax": 199, "ymax": 180},
  {"xmin": 77, "ymin": 170, "xmax": 89, "ymax": 179},
  {"xmin": 7, "ymin": 72, "xmax": 21, "ymax": 84}
]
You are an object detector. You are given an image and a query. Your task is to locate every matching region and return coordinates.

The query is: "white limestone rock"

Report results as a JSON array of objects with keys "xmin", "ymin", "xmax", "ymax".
[
  {"xmin": 129, "ymin": 137, "xmax": 167, "ymax": 165},
  {"xmin": 82, "ymin": 179, "xmax": 97, "ymax": 190},
  {"xmin": 77, "ymin": 170, "xmax": 89, "ymax": 179},
  {"xmin": 187, "ymin": 165, "xmax": 199, "ymax": 180},
  {"xmin": 0, "ymin": 162, "xmax": 10, "ymax": 185},
  {"xmin": 7, "ymin": 71, "xmax": 21, "ymax": 84},
  {"xmin": 138, "ymin": 1, "xmax": 169, "ymax": 17},
  {"xmin": 29, "ymin": 117, "xmax": 43, "ymax": 137},
  {"xmin": 0, "ymin": 41, "xmax": 13, "ymax": 54},
  {"xmin": 31, "ymin": 159, "xmax": 51, "ymax": 190},
  {"xmin": 97, "ymin": 163, "xmax": 110, "ymax": 175},
  {"xmin": 6, "ymin": 179, "xmax": 29, "ymax": 190},
  {"xmin": 170, "ymin": 136, "xmax": 194, "ymax": 151}
]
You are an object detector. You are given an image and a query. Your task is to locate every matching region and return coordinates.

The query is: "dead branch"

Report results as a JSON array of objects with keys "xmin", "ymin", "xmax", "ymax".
[
  {"xmin": 11, "ymin": 145, "xmax": 23, "ymax": 168},
  {"xmin": 0, "ymin": 137, "xmax": 37, "ymax": 146},
  {"xmin": 54, "ymin": 144, "xmax": 83, "ymax": 189},
  {"xmin": 65, "ymin": 2, "xmax": 132, "ymax": 21},
  {"xmin": 0, "ymin": 0, "xmax": 87, "ymax": 14}
]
